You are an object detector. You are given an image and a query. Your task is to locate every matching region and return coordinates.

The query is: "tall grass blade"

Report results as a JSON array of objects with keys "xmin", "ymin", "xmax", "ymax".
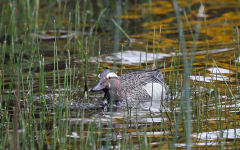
[{"xmin": 172, "ymin": 0, "xmax": 191, "ymax": 149}]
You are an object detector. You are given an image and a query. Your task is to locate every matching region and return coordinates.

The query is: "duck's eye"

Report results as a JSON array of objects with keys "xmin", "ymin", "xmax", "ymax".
[{"xmin": 108, "ymin": 77, "xmax": 111, "ymax": 79}]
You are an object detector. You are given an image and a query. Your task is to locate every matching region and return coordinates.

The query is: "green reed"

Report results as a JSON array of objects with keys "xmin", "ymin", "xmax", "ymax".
[
  {"xmin": 91, "ymin": 8, "xmax": 107, "ymax": 49},
  {"xmin": 0, "ymin": 0, "xmax": 92, "ymax": 148},
  {"xmin": 146, "ymin": 39, "xmax": 148, "ymax": 70},
  {"xmin": 236, "ymin": 27, "xmax": 240, "ymax": 95},
  {"xmin": 112, "ymin": 18, "xmax": 132, "ymax": 44},
  {"xmin": 155, "ymin": 26, "xmax": 161, "ymax": 67},
  {"xmin": 153, "ymin": 26, "xmax": 156, "ymax": 68},
  {"xmin": 1, "ymin": 0, "xmax": 240, "ymax": 149},
  {"xmin": 172, "ymin": 0, "xmax": 191, "ymax": 149},
  {"xmin": 222, "ymin": 18, "xmax": 227, "ymax": 45}
]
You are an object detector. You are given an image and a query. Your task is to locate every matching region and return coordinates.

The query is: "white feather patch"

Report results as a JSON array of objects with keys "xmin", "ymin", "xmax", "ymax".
[
  {"xmin": 106, "ymin": 72, "xmax": 118, "ymax": 78},
  {"xmin": 142, "ymin": 83, "xmax": 165, "ymax": 100}
]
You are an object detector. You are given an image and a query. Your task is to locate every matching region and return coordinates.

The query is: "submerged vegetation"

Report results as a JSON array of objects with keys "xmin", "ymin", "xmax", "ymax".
[{"xmin": 0, "ymin": 0, "xmax": 240, "ymax": 149}]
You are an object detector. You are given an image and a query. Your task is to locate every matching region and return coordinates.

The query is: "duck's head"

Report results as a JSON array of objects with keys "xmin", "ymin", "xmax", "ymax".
[{"xmin": 90, "ymin": 69, "xmax": 120, "ymax": 92}]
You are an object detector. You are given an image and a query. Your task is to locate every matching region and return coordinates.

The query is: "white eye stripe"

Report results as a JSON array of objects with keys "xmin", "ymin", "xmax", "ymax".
[
  {"xmin": 98, "ymin": 74, "xmax": 101, "ymax": 78},
  {"xmin": 106, "ymin": 72, "xmax": 118, "ymax": 79}
]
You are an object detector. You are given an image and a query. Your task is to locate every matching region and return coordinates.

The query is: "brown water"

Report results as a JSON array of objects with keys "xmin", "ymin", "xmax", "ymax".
[{"xmin": 2, "ymin": 0, "xmax": 240, "ymax": 149}]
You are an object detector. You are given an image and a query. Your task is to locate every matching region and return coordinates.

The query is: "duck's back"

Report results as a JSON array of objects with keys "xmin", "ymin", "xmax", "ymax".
[{"xmin": 118, "ymin": 69, "xmax": 165, "ymax": 100}]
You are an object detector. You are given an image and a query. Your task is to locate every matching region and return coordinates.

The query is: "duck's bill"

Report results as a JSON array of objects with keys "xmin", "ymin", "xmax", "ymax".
[{"xmin": 90, "ymin": 83, "xmax": 105, "ymax": 92}]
